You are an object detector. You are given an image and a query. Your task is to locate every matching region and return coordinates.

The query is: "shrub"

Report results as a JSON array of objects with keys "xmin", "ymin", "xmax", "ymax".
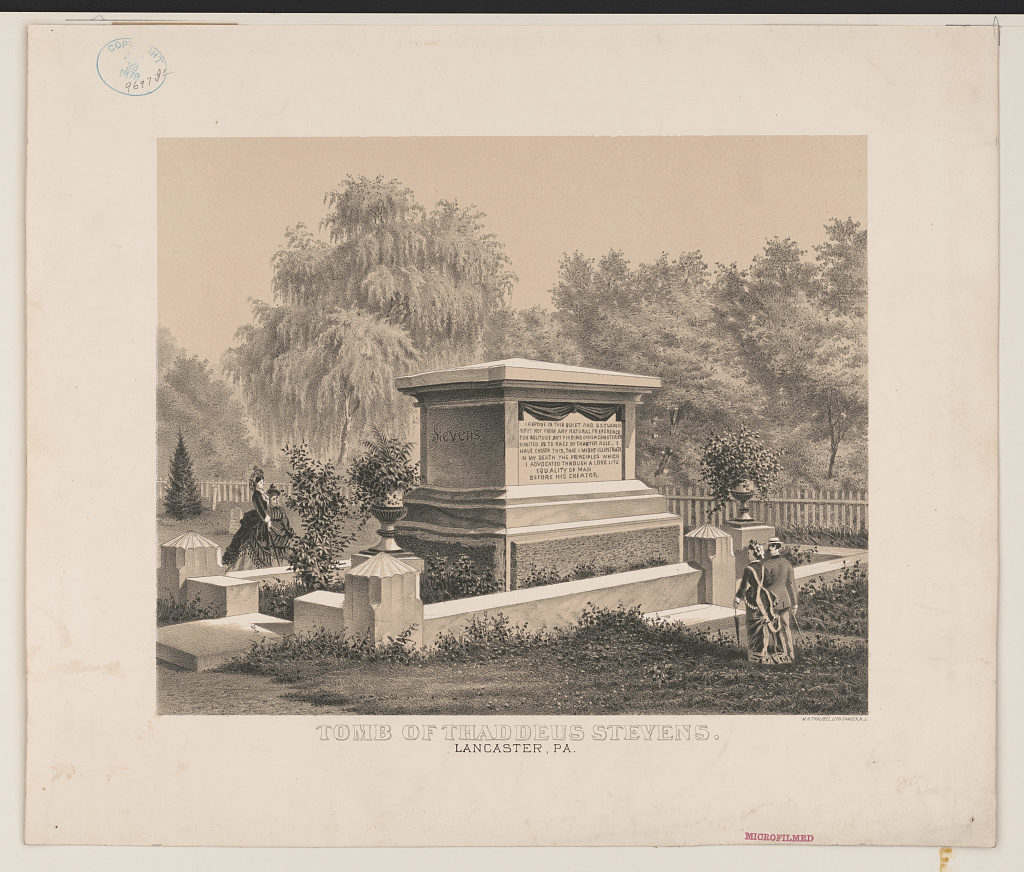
[
  {"xmin": 226, "ymin": 625, "xmax": 422, "ymax": 675},
  {"xmin": 157, "ymin": 593, "xmax": 212, "ymax": 627},
  {"xmin": 257, "ymin": 576, "xmax": 346, "ymax": 621},
  {"xmin": 164, "ymin": 431, "xmax": 204, "ymax": 520},
  {"xmin": 780, "ymin": 543, "xmax": 819, "ymax": 566},
  {"xmin": 799, "ymin": 562, "xmax": 868, "ymax": 637},
  {"xmin": 517, "ymin": 556, "xmax": 671, "ymax": 590},
  {"xmin": 430, "ymin": 612, "xmax": 543, "ymax": 660},
  {"xmin": 283, "ymin": 444, "xmax": 357, "ymax": 589},
  {"xmin": 775, "ymin": 523, "xmax": 867, "ymax": 549},
  {"xmin": 574, "ymin": 601, "xmax": 646, "ymax": 631},
  {"xmin": 420, "ymin": 555, "xmax": 503, "ymax": 604},
  {"xmin": 421, "ymin": 554, "xmax": 675, "ymax": 602}
]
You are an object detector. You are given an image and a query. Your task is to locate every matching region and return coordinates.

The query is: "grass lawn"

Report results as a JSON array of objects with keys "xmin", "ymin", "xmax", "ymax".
[
  {"xmin": 155, "ymin": 508, "xmax": 868, "ymax": 717},
  {"xmin": 158, "ymin": 586, "xmax": 868, "ymax": 716}
]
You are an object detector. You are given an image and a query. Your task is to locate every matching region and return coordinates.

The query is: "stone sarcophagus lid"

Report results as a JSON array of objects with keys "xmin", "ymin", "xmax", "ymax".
[{"xmin": 394, "ymin": 358, "xmax": 683, "ymax": 591}]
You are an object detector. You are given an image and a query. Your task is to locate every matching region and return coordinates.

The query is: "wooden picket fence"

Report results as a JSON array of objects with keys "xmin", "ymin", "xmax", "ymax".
[
  {"xmin": 656, "ymin": 484, "xmax": 868, "ymax": 531},
  {"xmin": 157, "ymin": 479, "xmax": 297, "ymax": 511},
  {"xmin": 158, "ymin": 479, "xmax": 868, "ymax": 530}
]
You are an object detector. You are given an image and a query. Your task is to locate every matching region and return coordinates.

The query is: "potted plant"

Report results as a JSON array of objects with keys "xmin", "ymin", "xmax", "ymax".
[
  {"xmin": 699, "ymin": 428, "xmax": 780, "ymax": 523},
  {"xmin": 347, "ymin": 429, "xmax": 420, "ymax": 552}
]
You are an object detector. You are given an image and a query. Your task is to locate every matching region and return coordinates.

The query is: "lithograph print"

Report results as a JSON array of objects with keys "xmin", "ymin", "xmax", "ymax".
[
  {"xmin": 25, "ymin": 22, "xmax": 997, "ymax": 848},
  {"xmin": 155, "ymin": 136, "xmax": 869, "ymax": 717}
]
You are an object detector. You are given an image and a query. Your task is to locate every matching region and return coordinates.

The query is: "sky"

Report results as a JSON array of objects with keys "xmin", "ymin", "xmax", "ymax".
[{"xmin": 158, "ymin": 136, "xmax": 866, "ymax": 369}]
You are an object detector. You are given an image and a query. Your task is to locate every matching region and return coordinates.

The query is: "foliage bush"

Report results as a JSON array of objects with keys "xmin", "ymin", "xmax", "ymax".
[
  {"xmin": 283, "ymin": 444, "xmax": 357, "ymax": 589},
  {"xmin": 347, "ymin": 429, "xmax": 420, "ymax": 512},
  {"xmin": 157, "ymin": 593, "xmax": 212, "ymax": 627},
  {"xmin": 257, "ymin": 576, "xmax": 347, "ymax": 621},
  {"xmin": 226, "ymin": 625, "xmax": 421, "ymax": 676},
  {"xmin": 430, "ymin": 612, "xmax": 544, "ymax": 660},
  {"xmin": 420, "ymin": 555, "xmax": 503, "ymax": 604},
  {"xmin": 517, "ymin": 556, "xmax": 671, "ymax": 591},
  {"xmin": 780, "ymin": 543, "xmax": 819, "ymax": 566},
  {"xmin": 776, "ymin": 523, "xmax": 867, "ymax": 548},
  {"xmin": 418, "ymin": 554, "xmax": 676, "ymax": 604},
  {"xmin": 799, "ymin": 562, "xmax": 868, "ymax": 637},
  {"xmin": 699, "ymin": 427, "xmax": 781, "ymax": 513}
]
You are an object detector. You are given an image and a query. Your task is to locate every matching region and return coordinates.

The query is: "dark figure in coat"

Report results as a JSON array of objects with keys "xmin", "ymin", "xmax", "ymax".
[{"xmin": 762, "ymin": 537, "xmax": 798, "ymax": 614}]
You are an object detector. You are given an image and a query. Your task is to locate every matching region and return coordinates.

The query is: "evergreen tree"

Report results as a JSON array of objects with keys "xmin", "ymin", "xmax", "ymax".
[{"xmin": 164, "ymin": 431, "xmax": 205, "ymax": 519}]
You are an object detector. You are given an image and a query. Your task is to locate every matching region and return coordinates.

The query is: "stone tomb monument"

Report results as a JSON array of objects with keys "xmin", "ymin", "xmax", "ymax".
[{"xmin": 394, "ymin": 358, "xmax": 685, "ymax": 590}]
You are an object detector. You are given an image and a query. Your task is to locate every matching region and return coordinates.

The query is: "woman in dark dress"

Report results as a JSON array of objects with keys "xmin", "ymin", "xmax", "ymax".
[
  {"xmin": 733, "ymin": 541, "xmax": 795, "ymax": 664},
  {"xmin": 222, "ymin": 468, "xmax": 274, "ymax": 570}
]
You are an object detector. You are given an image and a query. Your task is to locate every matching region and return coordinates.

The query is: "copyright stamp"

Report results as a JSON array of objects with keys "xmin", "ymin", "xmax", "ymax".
[{"xmin": 96, "ymin": 38, "xmax": 168, "ymax": 96}]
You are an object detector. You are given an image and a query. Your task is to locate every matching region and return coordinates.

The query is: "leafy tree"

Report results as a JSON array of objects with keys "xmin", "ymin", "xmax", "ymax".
[
  {"xmin": 224, "ymin": 176, "xmax": 517, "ymax": 464},
  {"xmin": 544, "ymin": 221, "xmax": 867, "ymax": 487},
  {"xmin": 158, "ymin": 326, "xmax": 263, "ymax": 479},
  {"xmin": 164, "ymin": 431, "xmax": 204, "ymax": 519},
  {"xmin": 546, "ymin": 250, "xmax": 761, "ymax": 483},
  {"xmin": 482, "ymin": 304, "xmax": 565, "ymax": 362},
  {"xmin": 283, "ymin": 444, "xmax": 357, "ymax": 589},
  {"xmin": 814, "ymin": 217, "xmax": 867, "ymax": 316},
  {"xmin": 716, "ymin": 229, "xmax": 867, "ymax": 482}
]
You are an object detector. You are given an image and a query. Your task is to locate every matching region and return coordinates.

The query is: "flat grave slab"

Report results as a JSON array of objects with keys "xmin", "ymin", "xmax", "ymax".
[{"xmin": 157, "ymin": 613, "xmax": 293, "ymax": 672}]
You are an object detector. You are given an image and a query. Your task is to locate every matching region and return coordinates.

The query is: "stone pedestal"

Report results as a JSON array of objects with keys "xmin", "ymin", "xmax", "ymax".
[
  {"xmin": 683, "ymin": 524, "xmax": 736, "ymax": 607},
  {"xmin": 394, "ymin": 358, "xmax": 682, "ymax": 590},
  {"xmin": 724, "ymin": 522, "xmax": 776, "ymax": 583},
  {"xmin": 158, "ymin": 531, "xmax": 225, "ymax": 603},
  {"xmin": 184, "ymin": 575, "xmax": 258, "ymax": 618},
  {"xmin": 343, "ymin": 552, "xmax": 424, "ymax": 648},
  {"xmin": 157, "ymin": 614, "xmax": 293, "ymax": 671}
]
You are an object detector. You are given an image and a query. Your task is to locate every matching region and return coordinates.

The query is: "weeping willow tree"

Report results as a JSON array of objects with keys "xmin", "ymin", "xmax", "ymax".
[{"xmin": 223, "ymin": 175, "xmax": 516, "ymax": 463}]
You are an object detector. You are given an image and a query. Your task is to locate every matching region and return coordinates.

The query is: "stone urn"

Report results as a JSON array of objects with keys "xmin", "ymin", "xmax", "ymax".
[
  {"xmin": 368, "ymin": 489, "xmax": 407, "ymax": 553},
  {"xmin": 729, "ymin": 479, "xmax": 756, "ymax": 524}
]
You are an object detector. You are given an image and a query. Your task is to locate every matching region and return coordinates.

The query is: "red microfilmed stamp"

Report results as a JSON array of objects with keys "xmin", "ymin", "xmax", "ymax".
[{"xmin": 745, "ymin": 832, "xmax": 815, "ymax": 843}]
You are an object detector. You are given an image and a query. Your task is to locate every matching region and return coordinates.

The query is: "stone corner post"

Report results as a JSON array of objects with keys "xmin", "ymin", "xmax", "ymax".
[
  {"xmin": 683, "ymin": 524, "xmax": 737, "ymax": 607},
  {"xmin": 158, "ymin": 531, "xmax": 225, "ymax": 603},
  {"xmin": 344, "ymin": 552, "xmax": 424, "ymax": 649}
]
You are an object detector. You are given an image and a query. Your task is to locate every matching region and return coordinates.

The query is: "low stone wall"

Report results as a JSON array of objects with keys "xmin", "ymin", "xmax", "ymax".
[
  {"xmin": 422, "ymin": 561, "xmax": 701, "ymax": 646},
  {"xmin": 510, "ymin": 524, "xmax": 681, "ymax": 590}
]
